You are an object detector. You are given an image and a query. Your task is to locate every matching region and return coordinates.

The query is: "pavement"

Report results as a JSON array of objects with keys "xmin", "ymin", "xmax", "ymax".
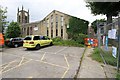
[{"xmin": 77, "ymin": 48, "xmax": 117, "ymax": 78}]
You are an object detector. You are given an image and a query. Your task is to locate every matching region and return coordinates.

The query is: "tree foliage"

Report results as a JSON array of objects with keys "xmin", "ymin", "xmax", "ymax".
[
  {"xmin": 0, "ymin": 6, "xmax": 8, "ymax": 34},
  {"xmin": 91, "ymin": 19, "xmax": 106, "ymax": 34},
  {"xmin": 86, "ymin": 2, "xmax": 120, "ymax": 24},
  {"xmin": 6, "ymin": 22, "xmax": 21, "ymax": 38},
  {"xmin": 67, "ymin": 17, "xmax": 89, "ymax": 44},
  {"xmin": 67, "ymin": 17, "xmax": 89, "ymax": 37}
]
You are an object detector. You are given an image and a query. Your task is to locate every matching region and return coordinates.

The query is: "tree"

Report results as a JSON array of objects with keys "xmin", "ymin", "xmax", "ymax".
[
  {"xmin": 0, "ymin": 6, "xmax": 8, "ymax": 34},
  {"xmin": 67, "ymin": 17, "xmax": 89, "ymax": 43},
  {"xmin": 86, "ymin": 2, "xmax": 120, "ymax": 24},
  {"xmin": 6, "ymin": 22, "xmax": 21, "ymax": 38},
  {"xmin": 91, "ymin": 19, "xmax": 106, "ymax": 34}
]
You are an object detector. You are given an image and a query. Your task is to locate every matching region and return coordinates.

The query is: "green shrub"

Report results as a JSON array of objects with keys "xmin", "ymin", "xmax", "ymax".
[
  {"xmin": 76, "ymin": 33, "xmax": 88, "ymax": 44},
  {"xmin": 69, "ymin": 33, "xmax": 88, "ymax": 45},
  {"xmin": 116, "ymin": 73, "xmax": 120, "ymax": 80},
  {"xmin": 52, "ymin": 37, "xmax": 84, "ymax": 47},
  {"xmin": 52, "ymin": 37, "xmax": 62, "ymax": 42}
]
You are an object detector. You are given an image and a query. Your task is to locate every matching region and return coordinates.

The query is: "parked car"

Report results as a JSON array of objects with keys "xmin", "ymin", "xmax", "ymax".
[
  {"xmin": 5, "ymin": 38, "xmax": 24, "ymax": 48},
  {"xmin": 0, "ymin": 33, "xmax": 4, "ymax": 48},
  {"xmin": 23, "ymin": 35, "xmax": 53, "ymax": 50}
]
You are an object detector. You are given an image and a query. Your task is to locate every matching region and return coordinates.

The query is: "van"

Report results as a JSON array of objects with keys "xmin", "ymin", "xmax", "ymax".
[
  {"xmin": 23, "ymin": 35, "xmax": 53, "ymax": 50},
  {"xmin": 0, "ymin": 33, "xmax": 4, "ymax": 48}
]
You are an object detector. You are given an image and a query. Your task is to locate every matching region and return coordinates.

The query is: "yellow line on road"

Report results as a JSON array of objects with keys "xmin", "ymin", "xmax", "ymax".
[
  {"xmin": 61, "ymin": 68, "xmax": 69, "ymax": 78},
  {"xmin": 1, "ymin": 59, "xmax": 32, "ymax": 74},
  {"xmin": 54, "ymin": 47, "xmax": 67, "ymax": 54},
  {"xmin": 0, "ymin": 60, "xmax": 16, "ymax": 73},
  {"xmin": 69, "ymin": 55, "xmax": 79, "ymax": 58},
  {"xmin": 61, "ymin": 55, "xmax": 70, "ymax": 78},
  {"xmin": 40, "ymin": 53, "xmax": 46, "ymax": 61},
  {"xmin": 41, "ymin": 61, "xmax": 67, "ymax": 69},
  {"xmin": 18, "ymin": 57, "xmax": 24, "ymax": 66},
  {"xmin": 64, "ymin": 55, "xmax": 69, "ymax": 67}
]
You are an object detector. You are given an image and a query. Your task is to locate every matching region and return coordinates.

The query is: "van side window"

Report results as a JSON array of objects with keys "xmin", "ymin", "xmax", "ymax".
[
  {"xmin": 40, "ymin": 36, "xmax": 48, "ymax": 40},
  {"xmin": 43, "ymin": 36, "xmax": 46, "ymax": 40},
  {"xmin": 33, "ymin": 36, "xmax": 40, "ymax": 40},
  {"xmin": 40, "ymin": 36, "xmax": 43, "ymax": 40}
]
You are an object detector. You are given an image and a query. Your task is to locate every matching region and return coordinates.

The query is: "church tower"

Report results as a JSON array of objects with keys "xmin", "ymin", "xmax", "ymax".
[{"xmin": 17, "ymin": 6, "xmax": 29, "ymax": 24}]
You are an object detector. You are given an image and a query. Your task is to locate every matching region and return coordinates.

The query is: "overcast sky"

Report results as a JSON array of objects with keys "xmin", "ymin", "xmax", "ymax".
[{"xmin": 1, "ymin": 0, "xmax": 106, "ymax": 24}]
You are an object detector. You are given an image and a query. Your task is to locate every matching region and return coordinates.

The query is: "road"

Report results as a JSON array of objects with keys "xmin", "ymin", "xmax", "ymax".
[{"xmin": 1, "ymin": 46, "xmax": 85, "ymax": 78}]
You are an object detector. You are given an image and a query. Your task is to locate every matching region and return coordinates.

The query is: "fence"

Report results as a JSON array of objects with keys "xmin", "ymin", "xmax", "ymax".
[{"xmin": 97, "ymin": 17, "xmax": 120, "ymax": 77}]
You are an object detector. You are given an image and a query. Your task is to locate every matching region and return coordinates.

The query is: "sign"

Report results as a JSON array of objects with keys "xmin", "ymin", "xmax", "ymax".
[
  {"xmin": 112, "ymin": 46, "xmax": 117, "ymax": 58},
  {"xmin": 34, "ymin": 27, "xmax": 38, "ymax": 31},
  {"xmin": 108, "ymin": 30, "xmax": 112, "ymax": 38},
  {"xmin": 108, "ymin": 29, "xmax": 117, "ymax": 39},
  {"xmin": 111, "ymin": 29, "xmax": 117, "ymax": 39},
  {"xmin": 103, "ymin": 36, "xmax": 105, "ymax": 46},
  {"xmin": 105, "ymin": 36, "xmax": 108, "ymax": 51}
]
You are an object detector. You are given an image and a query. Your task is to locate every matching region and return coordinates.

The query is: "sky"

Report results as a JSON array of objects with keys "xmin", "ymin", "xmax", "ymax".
[{"xmin": 0, "ymin": 0, "xmax": 106, "ymax": 24}]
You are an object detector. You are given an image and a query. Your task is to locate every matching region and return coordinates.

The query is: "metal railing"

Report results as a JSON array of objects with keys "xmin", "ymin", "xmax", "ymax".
[{"xmin": 97, "ymin": 16, "xmax": 120, "ymax": 77}]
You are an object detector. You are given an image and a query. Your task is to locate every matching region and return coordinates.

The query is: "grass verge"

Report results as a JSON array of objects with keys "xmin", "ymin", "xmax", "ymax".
[
  {"xmin": 116, "ymin": 73, "xmax": 120, "ymax": 80},
  {"xmin": 91, "ymin": 48, "xmax": 117, "ymax": 66},
  {"xmin": 91, "ymin": 48, "xmax": 103, "ymax": 63},
  {"xmin": 92, "ymin": 48, "xmax": 120, "ymax": 79},
  {"xmin": 101, "ymin": 49, "xmax": 117, "ymax": 66}
]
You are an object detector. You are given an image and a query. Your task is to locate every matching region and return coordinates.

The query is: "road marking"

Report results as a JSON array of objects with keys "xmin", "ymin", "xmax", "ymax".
[
  {"xmin": 40, "ymin": 53, "xmax": 46, "ymax": 61},
  {"xmin": 64, "ymin": 55, "xmax": 69, "ymax": 67},
  {"xmin": 54, "ymin": 47, "xmax": 67, "ymax": 54},
  {"xmin": 69, "ymin": 55, "xmax": 79, "ymax": 58},
  {"xmin": 18, "ymin": 57, "xmax": 24, "ymax": 66},
  {"xmin": 1, "ymin": 59, "xmax": 32, "ymax": 74},
  {"xmin": 40, "ymin": 61, "xmax": 67, "ymax": 69},
  {"xmin": 61, "ymin": 55, "xmax": 70, "ymax": 78},
  {"xmin": 61, "ymin": 68, "xmax": 69, "ymax": 78},
  {"xmin": 34, "ymin": 50, "xmax": 79, "ymax": 59},
  {"xmin": 0, "ymin": 58, "xmax": 20, "ymax": 67},
  {"xmin": 2, "ymin": 52, "xmax": 24, "ymax": 59},
  {"xmin": 0, "ymin": 60, "xmax": 16, "ymax": 73}
]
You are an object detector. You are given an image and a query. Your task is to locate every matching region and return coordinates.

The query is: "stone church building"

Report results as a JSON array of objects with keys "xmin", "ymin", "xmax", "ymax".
[{"xmin": 17, "ymin": 6, "xmax": 78, "ymax": 39}]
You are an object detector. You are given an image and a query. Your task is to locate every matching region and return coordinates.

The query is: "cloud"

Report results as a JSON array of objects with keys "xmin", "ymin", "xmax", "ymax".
[{"xmin": 0, "ymin": 0, "xmax": 106, "ymax": 23}]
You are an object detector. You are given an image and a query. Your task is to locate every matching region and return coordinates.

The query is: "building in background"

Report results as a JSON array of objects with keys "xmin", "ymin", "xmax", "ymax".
[
  {"xmin": 87, "ymin": 26, "xmax": 95, "ymax": 38},
  {"xmin": 17, "ymin": 6, "xmax": 29, "ymax": 24},
  {"xmin": 18, "ymin": 6, "xmax": 87, "ymax": 40}
]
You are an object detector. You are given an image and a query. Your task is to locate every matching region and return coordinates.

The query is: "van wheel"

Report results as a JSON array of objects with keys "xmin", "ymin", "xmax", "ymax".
[
  {"xmin": 35, "ymin": 44, "xmax": 40, "ymax": 50},
  {"xmin": 27, "ymin": 48, "xmax": 31, "ymax": 50},
  {"xmin": 50, "ymin": 42, "xmax": 53, "ymax": 46}
]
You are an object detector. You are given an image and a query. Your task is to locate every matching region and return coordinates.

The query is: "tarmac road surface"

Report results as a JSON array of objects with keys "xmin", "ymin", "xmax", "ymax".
[{"xmin": 1, "ymin": 46, "xmax": 85, "ymax": 78}]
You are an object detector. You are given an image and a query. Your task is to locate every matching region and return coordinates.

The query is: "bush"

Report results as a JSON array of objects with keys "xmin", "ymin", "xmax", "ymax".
[
  {"xmin": 52, "ymin": 37, "xmax": 62, "ymax": 42},
  {"xmin": 76, "ymin": 33, "xmax": 88, "ymax": 44},
  {"xmin": 116, "ymin": 73, "xmax": 120, "ymax": 80},
  {"xmin": 52, "ymin": 37, "xmax": 84, "ymax": 47},
  {"xmin": 68, "ymin": 33, "xmax": 88, "ymax": 45}
]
